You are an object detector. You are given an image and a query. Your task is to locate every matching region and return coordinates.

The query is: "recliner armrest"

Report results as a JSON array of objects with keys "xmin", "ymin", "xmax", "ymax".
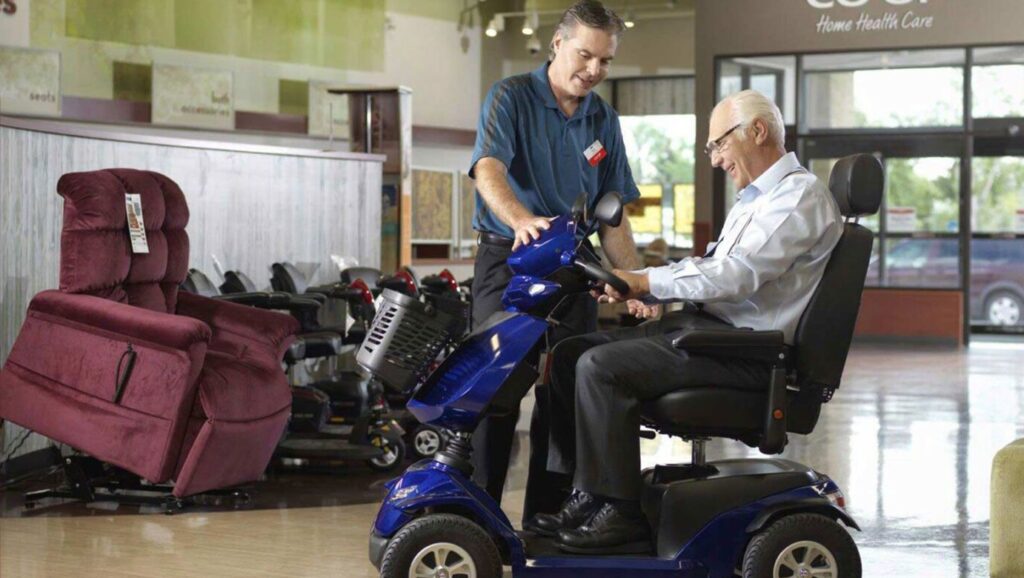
[
  {"xmin": 31, "ymin": 290, "xmax": 211, "ymax": 350},
  {"xmin": 671, "ymin": 328, "xmax": 787, "ymax": 365},
  {"xmin": 176, "ymin": 292, "xmax": 298, "ymax": 365}
]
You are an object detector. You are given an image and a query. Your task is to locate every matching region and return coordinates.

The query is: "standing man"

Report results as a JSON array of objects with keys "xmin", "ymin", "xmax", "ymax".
[{"xmin": 468, "ymin": 0, "xmax": 645, "ymax": 522}]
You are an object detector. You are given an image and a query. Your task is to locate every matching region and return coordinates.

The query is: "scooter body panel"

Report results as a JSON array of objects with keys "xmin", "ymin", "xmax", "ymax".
[
  {"xmin": 407, "ymin": 314, "xmax": 548, "ymax": 431},
  {"xmin": 373, "ymin": 460, "xmax": 526, "ymax": 565},
  {"xmin": 506, "ymin": 215, "xmax": 577, "ymax": 282}
]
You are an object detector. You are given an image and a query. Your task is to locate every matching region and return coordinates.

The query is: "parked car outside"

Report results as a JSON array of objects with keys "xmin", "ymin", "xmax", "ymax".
[{"xmin": 867, "ymin": 238, "xmax": 1024, "ymax": 326}]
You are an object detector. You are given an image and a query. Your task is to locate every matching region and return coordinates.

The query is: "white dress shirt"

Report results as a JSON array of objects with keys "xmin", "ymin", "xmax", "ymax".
[{"xmin": 647, "ymin": 152, "xmax": 842, "ymax": 344}]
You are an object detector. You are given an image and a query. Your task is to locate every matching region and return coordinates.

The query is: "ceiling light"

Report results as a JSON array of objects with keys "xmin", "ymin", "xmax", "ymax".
[
  {"xmin": 485, "ymin": 14, "xmax": 504, "ymax": 37},
  {"xmin": 522, "ymin": 12, "xmax": 537, "ymax": 36},
  {"xmin": 624, "ymin": 10, "xmax": 635, "ymax": 28}
]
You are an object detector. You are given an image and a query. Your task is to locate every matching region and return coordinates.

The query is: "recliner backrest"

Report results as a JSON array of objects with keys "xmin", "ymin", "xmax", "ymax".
[
  {"xmin": 57, "ymin": 169, "xmax": 190, "ymax": 313},
  {"xmin": 789, "ymin": 154, "xmax": 883, "ymax": 432}
]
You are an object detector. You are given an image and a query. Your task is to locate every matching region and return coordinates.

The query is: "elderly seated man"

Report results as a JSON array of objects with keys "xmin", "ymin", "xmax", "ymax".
[{"xmin": 523, "ymin": 89, "xmax": 845, "ymax": 554}]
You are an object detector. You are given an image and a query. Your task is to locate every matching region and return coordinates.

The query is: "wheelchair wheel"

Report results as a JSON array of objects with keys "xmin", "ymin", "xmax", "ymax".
[
  {"xmin": 379, "ymin": 514, "xmax": 501, "ymax": 578},
  {"xmin": 367, "ymin": 431, "xmax": 406, "ymax": 472},
  {"xmin": 411, "ymin": 424, "xmax": 444, "ymax": 459},
  {"xmin": 742, "ymin": 513, "xmax": 861, "ymax": 578}
]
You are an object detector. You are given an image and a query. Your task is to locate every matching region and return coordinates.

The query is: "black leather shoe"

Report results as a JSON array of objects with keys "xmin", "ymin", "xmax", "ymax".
[
  {"xmin": 523, "ymin": 490, "xmax": 600, "ymax": 537},
  {"xmin": 556, "ymin": 502, "xmax": 652, "ymax": 554}
]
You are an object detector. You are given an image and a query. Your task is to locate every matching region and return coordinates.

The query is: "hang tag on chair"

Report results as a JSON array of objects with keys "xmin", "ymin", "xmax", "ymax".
[{"xmin": 125, "ymin": 194, "xmax": 150, "ymax": 254}]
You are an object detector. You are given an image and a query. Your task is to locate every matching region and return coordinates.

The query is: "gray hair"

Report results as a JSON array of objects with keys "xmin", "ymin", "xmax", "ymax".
[
  {"xmin": 722, "ymin": 90, "xmax": 786, "ymax": 148},
  {"xmin": 548, "ymin": 0, "xmax": 625, "ymax": 61}
]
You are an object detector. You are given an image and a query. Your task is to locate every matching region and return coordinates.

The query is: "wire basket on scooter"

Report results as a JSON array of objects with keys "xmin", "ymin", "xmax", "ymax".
[{"xmin": 357, "ymin": 289, "xmax": 469, "ymax": 393}]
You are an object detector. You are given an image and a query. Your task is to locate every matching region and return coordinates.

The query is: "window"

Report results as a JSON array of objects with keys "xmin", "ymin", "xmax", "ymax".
[
  {"xmin": 971, "ymin": 156, "xmax": 1024, "ymax": 233},
  {"xmin": 620, "ymin": 114, "xmax": 696, "ymax": 248},
  {"xmin": 803, "ymin": 49, "xmax": 964, "ymax": 130},
  {"xmin": 885, "ymin": 158, "xmax": 960, "ymax": 234},
  {"xmin": 972, "ymin": 46, "xmax": 1024, "ymax": 118}
]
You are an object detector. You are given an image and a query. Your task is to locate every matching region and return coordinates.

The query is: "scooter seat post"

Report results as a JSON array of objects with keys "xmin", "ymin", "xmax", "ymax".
[{"xmin": 691, "ymin": 437, "xmax": 708, "ymax": 467}]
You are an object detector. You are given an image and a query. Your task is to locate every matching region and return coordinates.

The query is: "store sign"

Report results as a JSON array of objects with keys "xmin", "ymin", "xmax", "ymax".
[
  {"xmin": 0, "ymin": 0, "xmax": 29, "ymax": 47},
  {"xmin": 152, "ymin": 64, "xmax": 234, "ymax": 130},
  {"xmin": 1015, "ymin": 209, "xmax": 1024, "ymax": 234},
  {"xmin": 888, "ymin": 206, "xmax": 917, "ymax": 233},
  {"xmin": 308, "ymin": 81, "xmax": 350, "ymax": 138},
  {"xmin": 808, "ymin": 0, "xmax": 936, "ymax": 35},
  {"xmin": 0, "ymin": 46, "xmax": 60, "ymax": 117}
]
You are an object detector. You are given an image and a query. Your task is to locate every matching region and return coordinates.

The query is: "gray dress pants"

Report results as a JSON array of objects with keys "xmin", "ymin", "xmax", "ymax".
[{"xmin": 546, "ymin": 307, "xmax": 770, "ymax": 501}]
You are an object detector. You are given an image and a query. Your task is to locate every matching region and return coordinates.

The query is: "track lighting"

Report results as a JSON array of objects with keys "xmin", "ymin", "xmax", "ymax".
[
  {"xmin": 485, "ymin": 14, "xmax": 504, "ymax": 38},
  {"xmin": 522, "ymin": 11, "xmax": 537, "ymax": 36}
]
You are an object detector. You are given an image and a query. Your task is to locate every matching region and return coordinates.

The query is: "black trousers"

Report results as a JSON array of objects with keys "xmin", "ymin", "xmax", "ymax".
[
  {"xmin": 470, "ymin": 241, "xmax": 597, "ymax": 521},
  {"xmin": 546, "ymin": 307, "xmax": 771, "ymax": 501}
]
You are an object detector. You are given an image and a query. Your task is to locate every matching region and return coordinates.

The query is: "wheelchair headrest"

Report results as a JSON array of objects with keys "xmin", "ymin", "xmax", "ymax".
[{"xmin": 828, "ymin": 154, "xmax": 883, "ymax": 218}]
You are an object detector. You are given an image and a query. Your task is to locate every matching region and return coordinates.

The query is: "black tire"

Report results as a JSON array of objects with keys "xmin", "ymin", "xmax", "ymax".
[
  {"xmin": 367, "ymin": 433, "xmax": 406, "ymax": 472},
  {"xmin": 985, "ymin": 290, "xmax": 1023, "ymax": 326},
  {"xmin": 742, "ymin": 513, "xmax": 861, "ymax": 578},
  {"xmin": 379, "ymin": 513, "xmax": 502, "ymax": 578}
]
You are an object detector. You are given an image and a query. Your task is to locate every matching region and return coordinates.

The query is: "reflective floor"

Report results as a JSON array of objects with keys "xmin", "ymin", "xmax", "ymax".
[{"xmin": 2, "ymin": 340, "xmax": 1022, "ymax": 577}]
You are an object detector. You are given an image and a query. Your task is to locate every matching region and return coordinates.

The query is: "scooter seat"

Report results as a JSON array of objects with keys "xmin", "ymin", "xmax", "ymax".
[{"xmin": 641, "ymin": 388, "xmax": 776, "ymax": 445}]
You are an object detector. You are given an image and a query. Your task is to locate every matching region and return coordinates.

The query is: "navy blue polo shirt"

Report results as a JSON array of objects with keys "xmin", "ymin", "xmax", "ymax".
[{"xmin": 469, "ymin": 63, "xmax": 640, "ymax": 238}]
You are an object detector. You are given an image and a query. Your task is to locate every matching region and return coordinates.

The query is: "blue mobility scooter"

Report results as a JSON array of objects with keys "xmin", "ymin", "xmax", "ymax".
[{"xmin": 359, "ymin": 154, "xmax": 883, "ymax": 578}]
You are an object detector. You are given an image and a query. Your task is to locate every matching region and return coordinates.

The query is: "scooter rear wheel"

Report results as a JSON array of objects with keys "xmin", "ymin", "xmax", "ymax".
[
  {"xmin": 742, "ymin": 513, "xmax": 861, "ymax": 578},
  {"xmin": 380, "ymin": 513, "xmax": 502, "ymax": 578}
]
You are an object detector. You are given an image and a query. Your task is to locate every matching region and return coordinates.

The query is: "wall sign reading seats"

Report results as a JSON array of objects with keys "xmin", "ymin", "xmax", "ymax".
[
  {"xmin": 2, "ymin": 0, "xmax": 16, "ymax": 15},
  {"xmin": 808, "ymin": 0, "xmax": 935, "ymax": 34}
]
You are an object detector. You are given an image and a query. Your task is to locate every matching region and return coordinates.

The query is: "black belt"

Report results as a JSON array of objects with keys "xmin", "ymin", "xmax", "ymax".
[{"xmin": 478, "ymin": 231, "xmax": 514, "ymax": 248}]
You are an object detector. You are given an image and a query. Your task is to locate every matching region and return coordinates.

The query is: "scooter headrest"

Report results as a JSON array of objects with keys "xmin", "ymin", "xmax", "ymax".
[{"xmin": 828, "ymin": 154, "xmax": 883, "ymax": 218}]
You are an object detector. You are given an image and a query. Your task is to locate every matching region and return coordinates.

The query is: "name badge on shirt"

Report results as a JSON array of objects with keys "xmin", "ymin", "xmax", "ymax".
[{"xmin": 584, "ymin": 140, "xmax": 607, "ymax": 167}]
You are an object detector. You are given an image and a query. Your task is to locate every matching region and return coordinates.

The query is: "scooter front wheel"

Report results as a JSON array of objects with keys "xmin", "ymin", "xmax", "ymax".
[
  {"xmin": 742, "ymin": 513, "xmax": 861, "ymax": 578},
  {"xmin": 379, "ymin": 513, "xmax": 502, "ymax": 578}
]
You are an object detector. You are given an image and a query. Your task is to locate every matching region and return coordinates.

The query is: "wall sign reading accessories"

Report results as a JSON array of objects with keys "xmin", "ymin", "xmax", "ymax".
[
  {"xmin": 151, "ymin": 64, "xmax": 234, "ymax": 130},
  {"xmin": 808, "ymin": 0, "xmax": 936, "ymax": 34}
]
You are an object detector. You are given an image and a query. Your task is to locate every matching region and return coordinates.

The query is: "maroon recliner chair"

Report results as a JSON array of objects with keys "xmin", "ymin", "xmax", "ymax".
[{"xmin": 0, "ymin": 169, "xmax": 298, "ymax": 504}]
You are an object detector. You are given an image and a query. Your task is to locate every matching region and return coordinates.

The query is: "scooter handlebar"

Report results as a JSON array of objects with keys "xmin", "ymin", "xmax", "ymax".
[{"xmin": 573, "ymin": 257, "xmax": 631, "ymax": 297}]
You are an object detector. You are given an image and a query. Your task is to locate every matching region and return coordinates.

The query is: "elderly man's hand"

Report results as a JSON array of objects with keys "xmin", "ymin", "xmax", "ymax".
[
  {"xmin": 511, "ymin": 216, "xmax": 553, "ymax": 251},
  {"xmin": 602, "ymin": 269, "xmax": 650, "ymax": 302},
  {"xmin": 626, "ymin": 299, "xmax": 660, "ymax": 319}
]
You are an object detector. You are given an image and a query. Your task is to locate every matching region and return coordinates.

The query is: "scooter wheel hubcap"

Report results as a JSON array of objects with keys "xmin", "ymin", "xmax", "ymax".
[
  {"xmin": 415, "ymin": 430, "xmax": 441, "ymax": 455},
  {"xmin": 409, "ymin": 541, "xmax": 476, "ymax": 578},
  {"xmin": 773, "ymin": 539, "xmax": 837, "ymax": 578}
]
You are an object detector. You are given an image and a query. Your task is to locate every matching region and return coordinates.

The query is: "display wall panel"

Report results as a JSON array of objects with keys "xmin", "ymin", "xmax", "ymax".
[{"xmin": 0, "ymin": 118, "xmax": 383, "ymax": 457}]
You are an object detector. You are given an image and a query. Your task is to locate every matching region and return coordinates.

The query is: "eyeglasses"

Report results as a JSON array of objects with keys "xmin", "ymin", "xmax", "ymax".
[{"xmin": 703, "ymin": 123, "xmax": 742, "ymax": 158}]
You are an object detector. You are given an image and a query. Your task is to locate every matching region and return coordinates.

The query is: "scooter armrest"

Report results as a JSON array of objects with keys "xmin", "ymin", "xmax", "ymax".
[{"xmin": 671, "ymin": 328, "xmax": 787, "ymax": 364}]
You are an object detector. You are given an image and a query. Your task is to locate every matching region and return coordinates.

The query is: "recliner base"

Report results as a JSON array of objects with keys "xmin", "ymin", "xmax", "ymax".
[{"xmin": 22, "ymin": 455, "xmax": 252, "ymax": 515}]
